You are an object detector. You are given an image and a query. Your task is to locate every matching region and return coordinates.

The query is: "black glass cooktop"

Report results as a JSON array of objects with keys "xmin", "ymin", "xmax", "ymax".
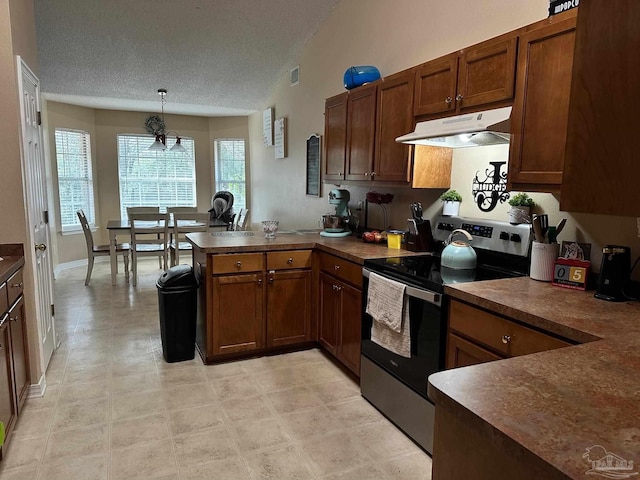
[{"xmin": 364, "ymin": 253, "xmax": 528, "ymax": 293}]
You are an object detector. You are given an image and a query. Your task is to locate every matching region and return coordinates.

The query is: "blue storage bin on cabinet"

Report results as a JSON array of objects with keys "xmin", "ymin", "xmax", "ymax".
[{"xmin": 344, "ymin": 66, "xmax": 381, "ymax": 90}]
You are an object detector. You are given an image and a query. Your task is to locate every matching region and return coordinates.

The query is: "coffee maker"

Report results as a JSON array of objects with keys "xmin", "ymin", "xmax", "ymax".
[{"xmin": 595, "ymin": 245, "xmax": 631, "ymax": 301}]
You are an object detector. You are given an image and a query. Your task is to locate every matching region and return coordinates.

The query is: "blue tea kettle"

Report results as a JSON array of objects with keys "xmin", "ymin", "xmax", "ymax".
[{"xmin": 441, "ymin": 229, "xmax": 477, "ymax": 270}]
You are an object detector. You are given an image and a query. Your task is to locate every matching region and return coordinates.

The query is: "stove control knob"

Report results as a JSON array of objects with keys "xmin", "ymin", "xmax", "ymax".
[
  {"xmin": 437, "ymin": 223, "xmax": 445, "ymax": 230},
  {"xmin": 499, "ymin": 231, "xmax": 509, "ymax": 240},
  {"xmin": 444, "ymin": 224, "xmax": 454, "ymax": 231},
  {"xmin": 510, "ymin": 233, "xmax": 521, "ymax": 243}
]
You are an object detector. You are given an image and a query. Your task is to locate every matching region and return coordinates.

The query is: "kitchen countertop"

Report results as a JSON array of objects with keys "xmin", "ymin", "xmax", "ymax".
[
  {"xmin": 428, "ymin": 277, "xmax": 640, "ymax": 479},
  {"xmin": 186, "ymin": 231, "xmax": 428, "ymax": 264},
  {"xmin": 0, "ymin": 255, "xmax": 25, "ymax": 285}
]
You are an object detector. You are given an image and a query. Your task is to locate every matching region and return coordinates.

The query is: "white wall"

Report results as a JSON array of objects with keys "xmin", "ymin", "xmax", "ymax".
[{"xmin": 247, "ymin": 0, "xmax": 640, "ymax": 276}]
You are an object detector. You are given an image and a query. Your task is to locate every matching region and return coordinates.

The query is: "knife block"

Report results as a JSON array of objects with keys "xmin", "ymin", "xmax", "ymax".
[{"xmin": 406, "ymin": 221, "xmax": 434, "ymax": 252}]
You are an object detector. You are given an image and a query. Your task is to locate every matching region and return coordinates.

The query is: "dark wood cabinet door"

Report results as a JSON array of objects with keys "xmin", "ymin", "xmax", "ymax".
[
  {"xmin": 457, "ymin": 35, "xmax": 517, "ymax": 111},
  {"xmin": 374, "ymin": 69, "xmax": 414, "ymax": 183},
  {"xmin": 337, "ymin": 281, "xmax": 362, "ymax": 377},
  {"xmin": 318, "ymin": 273, "xmax": 338, "ymax": 354},
  {"xmin": 0, "ymin": 321, "xmax": 16, "ymax": 454},
  {"xmin": 8, "ymin": 297, "xmax": 28, "ymax": 413},
  {"xmin": 508, "ymin": 11, "xmax": 577, "ymax": 192},
  {"xmin": 266, "ymin": 270, "xmax": 312, "ymax": 347},
  {"xmin": 345, "ymin": 83, "xmax": 377, "ymax": 181},
  {"xmin": 446, "ymin": 333, "xmax": 502, "ymax": 369},
  {"xmin": 414, "ymin": 53, "xmax": 458, "ymax": 117},
  {"xmin": 561, "ymin": 3, "xmax": 640, "ymax": 215},
  {"xmin": 211, "ymin": 273, "xmax": 264, "ymax": 355},
  {"xmin": 324, "ymin": 92, "xmax": 348, "ymax": 181}
]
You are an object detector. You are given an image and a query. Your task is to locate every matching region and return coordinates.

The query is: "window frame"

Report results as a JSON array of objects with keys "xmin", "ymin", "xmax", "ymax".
[
  {"xmin": 213, "ymin": 138, "xmax": 247, "ymax": 211},
  {"xmin": 116, "ymin": 133, "xmax": 197, "ymax": 220},
  {"xmin": 54, "ymin": 127, "xmax": 96, "ymax": 233}
]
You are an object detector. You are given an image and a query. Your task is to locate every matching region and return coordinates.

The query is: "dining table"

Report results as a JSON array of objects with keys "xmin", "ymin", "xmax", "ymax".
[{"xmin": 106, "ymin": 218, "xmax": 228, "ymax": 285}]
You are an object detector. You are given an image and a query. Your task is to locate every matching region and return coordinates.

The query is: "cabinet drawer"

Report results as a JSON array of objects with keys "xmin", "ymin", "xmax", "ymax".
[
  {"xmin": 7, "ymin": 270, "xmax": 23, "ymax": 306},
  {"xmin": 212, "ymin": 253, "xmax": 263, "ymax": 274},
  {"xmin": 319, "ymin": 252, "xmax": 362, "ymax": 288},
  {"xmin": 0, "ymin": 283, "xmax": 7, "ymax": 316},
  {"xmin": 267, "ymin": 250, "xmax": 312, "ymax": 271},
  {"xmin": 449, "ymin": 300, "xmax": 571, "ymax": 357}
]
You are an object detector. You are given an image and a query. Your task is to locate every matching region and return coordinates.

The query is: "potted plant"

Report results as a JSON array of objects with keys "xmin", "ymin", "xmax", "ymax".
[
  {"xmin": 440, "ymin": 190, "xmax": 462, "ymax": 216},
  {"xmin": 508, "ymin": 192, "xmax": 535, "ymax": 224}
]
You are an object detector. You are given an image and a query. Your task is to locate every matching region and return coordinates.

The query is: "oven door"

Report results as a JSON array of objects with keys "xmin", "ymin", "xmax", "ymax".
[{"xmin": 361, "ymin": 268, "xmax": 446, "ymax": 398}]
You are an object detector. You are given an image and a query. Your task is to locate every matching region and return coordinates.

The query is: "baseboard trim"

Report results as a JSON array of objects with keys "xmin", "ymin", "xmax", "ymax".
[{"xmin": 28, "ymin": 374, "xmax": 47, "ymax": 398}]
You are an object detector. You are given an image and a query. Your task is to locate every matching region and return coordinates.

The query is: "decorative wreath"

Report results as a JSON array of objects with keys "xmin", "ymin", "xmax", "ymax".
[{"xmin": 145, "ymin": 115, "xmax": 165, "ymax": 135}]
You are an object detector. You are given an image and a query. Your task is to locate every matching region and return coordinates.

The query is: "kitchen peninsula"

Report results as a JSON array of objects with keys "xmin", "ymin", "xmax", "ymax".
[
  {"xmin": 187, "ymin": 231, "xmax": 423, "ymax": 371},
  {"xmin": 428, "ymin": 278, "xmax": 640, "ymax": 480}
]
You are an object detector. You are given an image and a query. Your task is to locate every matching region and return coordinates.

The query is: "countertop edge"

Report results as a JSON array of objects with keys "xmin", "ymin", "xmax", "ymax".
[{"xmin": 0, "ymin": 256, "xmax": 25, "ymax": 285}]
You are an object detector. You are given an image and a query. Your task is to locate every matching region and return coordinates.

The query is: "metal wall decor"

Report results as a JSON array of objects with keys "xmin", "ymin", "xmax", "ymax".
[{"xmin": 472, "ymin": 161, "xmax": 510, "ymax": 212}]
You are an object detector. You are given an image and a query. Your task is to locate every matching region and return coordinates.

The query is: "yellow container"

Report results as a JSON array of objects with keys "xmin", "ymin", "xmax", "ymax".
[{"xmin": 387, "ymin": 231, "xmax": 403, "ymax": 249}]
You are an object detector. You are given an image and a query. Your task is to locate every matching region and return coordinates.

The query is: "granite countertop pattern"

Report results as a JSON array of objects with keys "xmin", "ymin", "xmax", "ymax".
[
  {"xmin": 186, "ymin": 232, "xmax": 428, "ymax": 264},
  {"xmin": 428, "ymin": 277, "xmax": 640, "ymax": 479}
]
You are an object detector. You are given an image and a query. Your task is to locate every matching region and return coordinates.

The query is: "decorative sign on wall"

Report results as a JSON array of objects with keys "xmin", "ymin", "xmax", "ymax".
[
  {"xmin": 263, "ymin": 108, "xmax": 274, "ymax": 146},
  {"xmin": 274, "ymin": 117, "xmax": 287, "ymax": 158},
  {"xmin": 306, "ymin": 134, "xmax": 321, "ymax": 196},
  {"xmin": 472, "ymin": 161, "xmax": 510, "ymax": 212}
]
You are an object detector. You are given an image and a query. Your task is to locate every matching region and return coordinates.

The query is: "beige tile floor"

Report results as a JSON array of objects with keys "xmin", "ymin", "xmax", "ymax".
[{"xmin": 0, "ymin": 259, "xmax": 433, "ymax": 480}]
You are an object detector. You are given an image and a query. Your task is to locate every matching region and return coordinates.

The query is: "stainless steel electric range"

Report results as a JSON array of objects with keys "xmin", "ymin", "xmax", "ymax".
[{"xmin": 360, "ymin": 215, "xmax": 533, "ymax": 454}]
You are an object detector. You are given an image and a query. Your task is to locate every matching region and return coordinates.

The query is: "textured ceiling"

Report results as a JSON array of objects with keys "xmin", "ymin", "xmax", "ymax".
[{"xmin": 34, "ymin": 0, "xmax": 340, "ymax": 116}]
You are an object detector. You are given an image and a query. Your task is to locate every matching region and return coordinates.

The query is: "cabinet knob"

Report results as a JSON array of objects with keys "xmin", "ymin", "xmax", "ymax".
[
  {"xmin": 336, "ymin": 285, "xmax": 342, "ymax": 291},
  {"xmin": 456, "ymin": 94, "xmax": 464, "ymax": 102},
  {"xmin": 287, "ymin": 258, "xmax": 293, "ymax": 264},
  {"xmin": 445, "ymin": 96, "xmax": 453, "ymax": 104},
  {"xmin": 236, "ymin": 261, "xmax": 242, "ymax": 268},
  {"xmin": 11, "ymin": 282, "xmax": 23, "ymax": 288},
  {"xmin": 334, "ymin": 265, "xmax": 340, "ymax": 271},
  {"xmin": 371, "ymin": 172, "xmax": 377, "ymax": 177},
  {"xmin": 268, "ymin": 277, "xmax": 274, "ymax": 283},
  {"xmin": 9, "ymin": 316, "xmax": 18, "ymax": 322},
  {"xmin": 257, "ymin": 278, "xmax": 262, "ymax": 285},
  {"xmin": 501, "ymin": 335, "xmax": 511, "ymax": 344},
  {"xmin": 35, "ymin": 243, "xmax": 47, "ymax": 252},
  {"xmin": 364, "ymin": 173, "xmax": 369, "ymax": 176}
]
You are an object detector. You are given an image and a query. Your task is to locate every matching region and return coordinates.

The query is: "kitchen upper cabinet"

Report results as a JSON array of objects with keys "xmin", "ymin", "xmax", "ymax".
[
  {"xmin": 414, "ymin": 33, "xmax": 518, "ymax": 118},
  {"xmin": 345, "ymin": 83, "xmax": 378, "ymax": 181},
  {"xmin": 508, "ymin": 10, "xmax": 577, "ymax": 193},
  {"xmin": 561, "ymin": 2, "xmax": 640, "ymax": 216},
  {"xmin": 324, "ymin": 92, "xmax": 348, "ymax": 182},
  {"xmin": 374, "ymin": 69, "xmax": 415, "ymax": 183}
]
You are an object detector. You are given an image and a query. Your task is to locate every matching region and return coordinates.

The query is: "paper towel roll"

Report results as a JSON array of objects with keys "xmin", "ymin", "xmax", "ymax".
[{"xmin": 530, "ymin": 242, "xmax": 560, "ymax": 282}]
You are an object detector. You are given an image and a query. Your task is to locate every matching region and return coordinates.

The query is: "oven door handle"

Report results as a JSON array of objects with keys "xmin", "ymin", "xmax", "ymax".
[{"xmin": 363, "ymin": 268, "xmax": 441, "ymax": 306}]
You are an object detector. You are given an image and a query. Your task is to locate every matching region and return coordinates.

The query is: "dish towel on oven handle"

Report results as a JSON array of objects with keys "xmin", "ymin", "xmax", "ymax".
[{"xmin": 366, "ymin": 272, "xmax": 411, "ymax": 358}]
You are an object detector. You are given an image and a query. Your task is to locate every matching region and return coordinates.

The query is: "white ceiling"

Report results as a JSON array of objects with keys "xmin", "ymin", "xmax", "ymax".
[{"xmin": 34, "ymin": 0, "xmax": 341, "ymax": 116}]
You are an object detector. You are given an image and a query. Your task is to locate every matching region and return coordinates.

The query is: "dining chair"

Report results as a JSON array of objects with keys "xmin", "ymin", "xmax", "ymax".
[
  {"xmin": 167, "ymin": 206, "xmax": 198, "ymax": 216},
  {"xmin": 170, "ymin": 212, "xmax": 209, "ymax": 266},
  {"xmin": 129, "ymin": 212, "xmax": 169, "ymax": 286},
  {"xmin": 127, "ymin": 207, "xmax": 161, "ymax": 267},
  {"xmin": 77, "ymin": 209, "xmax": 130, "ymax": 286},
  {"xmin": 233, "ymin": 208, "xmax": 249, "ymax": 231}
]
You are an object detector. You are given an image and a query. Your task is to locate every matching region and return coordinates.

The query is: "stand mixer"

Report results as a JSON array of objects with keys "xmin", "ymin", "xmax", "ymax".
[{"xmin": 320, "ymin": 189, "xmax": 352, "ymax": 237}]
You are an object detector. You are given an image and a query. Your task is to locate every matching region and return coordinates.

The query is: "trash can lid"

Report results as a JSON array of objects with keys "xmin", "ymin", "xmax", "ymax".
[{"xmin": 157, "ymin": 264, "xmax": 197, "ymax": 289}]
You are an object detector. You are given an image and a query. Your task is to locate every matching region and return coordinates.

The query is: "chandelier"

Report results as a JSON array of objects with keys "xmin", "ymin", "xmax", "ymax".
[{"xmin": 148, "ymin": 88, "xmax": 186, "ymax": 153}]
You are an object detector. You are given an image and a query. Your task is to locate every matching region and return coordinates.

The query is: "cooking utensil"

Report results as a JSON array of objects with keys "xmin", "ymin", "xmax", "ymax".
[
  {"xmin": 555, "ymin": 218, "xmax": 567, "ymax": 236},
  {"xmin": 407, "ymin": 218, "xmax": 418, "ymax": 235},
  {"xmin": 441, "ymin": 229, "xmax": 477, "ymax": 270},
  {"xmin": 532, "ymin": 216, "xmax": 545, "ymax": 243},
  {"xmin": 538, "ymin": 214, "xmax": 549, "ymax": 236}
]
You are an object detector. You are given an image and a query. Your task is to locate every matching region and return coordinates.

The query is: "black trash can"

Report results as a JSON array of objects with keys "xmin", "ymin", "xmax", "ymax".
[{"xmin": 156, "ymin": 265, "xmax": 198, "ymax": 363}]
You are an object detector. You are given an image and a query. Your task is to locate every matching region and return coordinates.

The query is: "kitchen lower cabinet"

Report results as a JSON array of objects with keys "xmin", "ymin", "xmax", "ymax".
[
  {"xmin": 0, "ymin": 261, "xmax": 28, "ymax": 461},
  {"xmin": 318, "ymin": 252, "xmax": 363, "ymax": 376},
  {"xmin": 508, "ymin": 9, "xmax": 577, "ymax": 193},
  {"xmin": 265, "ymin": 250, "xmax": 314, "ymax": 347},
  {"xmin": 211, "ymin": 272, "xmax": 265, "ymax": 355},
  {"xmin": 446, "ymin": 299, "xmax": 571, "ymax": 369},
  {"xmin": 200, "ymin": 250, "xmax": 314, "ymax": 362}
]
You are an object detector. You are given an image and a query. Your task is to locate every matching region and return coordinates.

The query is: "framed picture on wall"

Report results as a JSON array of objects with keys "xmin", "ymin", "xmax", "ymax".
[
  {"xmin": 263, "ymin": 108, "xmax": 274, "ymax": 146},
  {"xmin": 274, "ymin": 117, "xmax": 287, "ymax": 159},
  {"xmin": 306, "ymin": 134, "xmax": 321, "ymax": 197}
]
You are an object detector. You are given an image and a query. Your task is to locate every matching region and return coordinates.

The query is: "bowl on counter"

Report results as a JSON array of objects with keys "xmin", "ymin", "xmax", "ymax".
[
  {"xmin": 321, "ymin": 215, "xmax": 348, "ymax": 233},
  {"xmin": 262, "ymin": 220, "xmax": 279, "ymax": 238}
]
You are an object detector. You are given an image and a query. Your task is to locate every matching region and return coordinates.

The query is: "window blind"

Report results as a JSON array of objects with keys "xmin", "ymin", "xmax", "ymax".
[
  {"xmin": 55, "ymin": 128, "xmax": 95, "ymax": 230},
  {"xmin": 117, "ymin": 134, "xmax": 196, "ymax": 219},
  {"xmin": 214, "ymin": 139, "xmax": 246, "ymax": 210}
]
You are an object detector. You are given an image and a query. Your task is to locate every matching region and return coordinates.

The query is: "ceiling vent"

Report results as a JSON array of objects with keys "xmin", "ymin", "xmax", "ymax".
[{"xmin": 290, "ymin": 65, "xmax": 300, "ymax": 86}]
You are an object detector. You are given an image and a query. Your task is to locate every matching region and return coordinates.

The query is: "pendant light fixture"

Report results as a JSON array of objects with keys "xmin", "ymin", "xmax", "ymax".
[{"xmin": 148, "ymin": 88, "xmax": 187, "ymax": 153}]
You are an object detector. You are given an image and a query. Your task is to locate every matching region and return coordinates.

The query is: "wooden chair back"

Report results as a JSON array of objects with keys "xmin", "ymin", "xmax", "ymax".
[
  {"xmin": 77, "ymin": 209, "xmax": 95, "ymax": 251},
  {"xmin": 234, "ymin": 208, "xmax": 249, "ymax": 231}
]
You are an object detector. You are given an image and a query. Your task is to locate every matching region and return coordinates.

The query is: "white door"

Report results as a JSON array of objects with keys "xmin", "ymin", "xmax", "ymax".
[{"xmin": 17, "ymin": 56, "xmax": 56, "ymax": 370}]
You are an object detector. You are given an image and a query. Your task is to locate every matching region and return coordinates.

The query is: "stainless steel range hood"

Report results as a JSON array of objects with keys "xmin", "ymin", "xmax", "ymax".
[{"xmin": 396, "ymin": 106, "xmax": 512, "ymax": 148}]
